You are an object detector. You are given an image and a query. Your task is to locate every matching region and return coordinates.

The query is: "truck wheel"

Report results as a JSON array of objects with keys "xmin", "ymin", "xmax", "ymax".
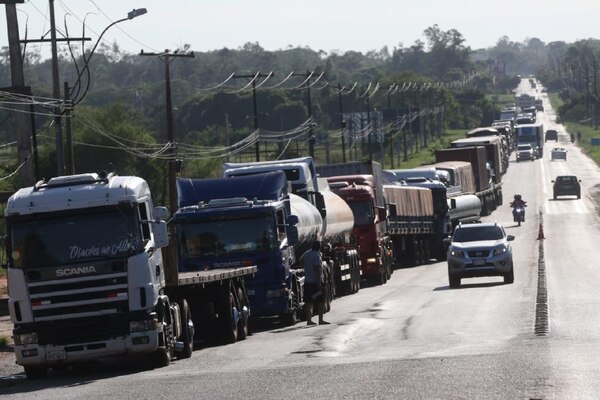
[
  {"xmin": 237, "ymin": 288, "xmax": 249, "ymax": 340},
  {"xmin": 24, "ymin": 366, "xmax": 47, "ymax": 379},
  {"xmin": 504, "ymin": 267, "xmax": 515, "ymax": 284},
  {"xmin": 222, "ymin": 291, "xmax": 238, "ymax": 344},
  {"xmin": 152, "ymin": 298, "xmax": 173, "ymax": 368},
  {"xmin": 177, "ymin": 299, "xmax": 194, "ymax": 359}
]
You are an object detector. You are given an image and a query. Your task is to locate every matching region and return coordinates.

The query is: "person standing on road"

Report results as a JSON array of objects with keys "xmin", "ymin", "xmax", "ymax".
[{"xmin": 302, "ymin": 241, "xmax": 329, "ymax": 326}]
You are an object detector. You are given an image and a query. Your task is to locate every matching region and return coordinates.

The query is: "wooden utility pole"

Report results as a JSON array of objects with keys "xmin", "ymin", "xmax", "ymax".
[
  {"xmin": 2, "ymin": 0, "xmax": 34, "ymax": 186},
  {"xmin": 140, "ymin": 49, "xmax": 195, "ymax": 214},
  {"xmin": 231, "ymin": 73, "xmax": 270, "ymax": 161}
]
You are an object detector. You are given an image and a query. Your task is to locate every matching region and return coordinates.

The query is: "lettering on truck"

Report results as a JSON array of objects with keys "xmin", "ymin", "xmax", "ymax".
[{"xmin": 55, "ymin": 266, "xmax": 97, "ymax": 277}]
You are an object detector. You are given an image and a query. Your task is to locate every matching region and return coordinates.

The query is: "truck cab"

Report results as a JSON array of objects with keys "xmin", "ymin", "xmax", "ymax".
[{"xmin": 4, "ymin": 173, "xmax": 174, "ymax": 377}]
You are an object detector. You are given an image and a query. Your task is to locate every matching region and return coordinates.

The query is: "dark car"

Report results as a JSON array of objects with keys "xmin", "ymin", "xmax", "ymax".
[
  {"xmin": 545, "ymin": 129, "xmax": 558, "ymax": 142},
  {"xmin": 552, "ymin": 175, "xmax": 581, "ymax": 199}
]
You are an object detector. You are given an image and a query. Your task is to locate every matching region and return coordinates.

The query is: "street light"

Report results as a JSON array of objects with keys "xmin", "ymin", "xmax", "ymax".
[
  {"xmin": 71, "ymin": 8, "xmax": 147, "ymax": 104},
  {"xmin": 65, "ymin": 8, "xmax": 147, "ymax": 174}
]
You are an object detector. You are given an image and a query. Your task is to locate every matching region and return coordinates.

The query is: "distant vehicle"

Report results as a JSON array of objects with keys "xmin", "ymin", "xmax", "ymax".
[
  {"xmin": 446, "ymin": 222, "xmax": 515, "ymax": 287},
  {"xmin": 516, "ymin": 144, "xmax": 534, "ymax": 162},
  {"xmin": 535, "ymin": 99, "xmax": 544, "ymax": 111},
  {"xmin": 552, "ymin": 175, "xmax": 581, "ymax": 199},
  {"xmin": 516, "ymin": 114, "xmax": 535, "ymax": 125},
  {"xmin": 545, "ymin": 129, "xmax": 558, "ymax": 142},
  {"xmin": 551, "ymin": 148, "xmax": 567, "ymax": 161}
]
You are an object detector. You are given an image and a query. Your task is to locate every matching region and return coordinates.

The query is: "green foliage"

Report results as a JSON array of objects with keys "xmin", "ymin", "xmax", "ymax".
[{"xmin": 0, "ymin": 336, "xmax": 8, "ymax": 347}]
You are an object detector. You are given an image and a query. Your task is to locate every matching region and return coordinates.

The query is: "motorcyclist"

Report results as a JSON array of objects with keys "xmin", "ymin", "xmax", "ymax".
[{"xmin": 510, "ymin": 194, "xmax": 527, "ymax": 222}]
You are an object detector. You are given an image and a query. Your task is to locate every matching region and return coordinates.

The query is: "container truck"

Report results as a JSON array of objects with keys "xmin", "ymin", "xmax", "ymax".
[
  {"xmin": 3, "ymin": 173, "xmax": 256, "ymax": 378},
  {"xmin": 451, "ymin": 136, "xmax": 506, "ymax": 179},
  {"xmin": 515, "ymin": 123, "xmax": 544, "ymax": 158},
  {"xmin": 223, "ymin": 158, "xmax": 360, "ymax": 314},
  {"xmin": 383, "ymin": 185, "xmax": 436, "ymax": 266},
  {"xmin": 435, "ymin": 147, "xmax": 503, "ymax": 216},
  {"xmin": 316, "ymin": 161, "xmax": 392, "ymax": 284}
]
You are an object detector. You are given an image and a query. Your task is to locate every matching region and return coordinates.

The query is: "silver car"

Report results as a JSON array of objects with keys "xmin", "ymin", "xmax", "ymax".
[
  {"xmin": 446, "ymin": 223, "xmax": 515, "ymax": 287},
  {"xmin": 516, "ymin": 144, "xmax": 534, "ymax": 162}
]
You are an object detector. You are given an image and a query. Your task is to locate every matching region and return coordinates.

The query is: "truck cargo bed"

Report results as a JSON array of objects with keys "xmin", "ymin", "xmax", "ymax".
[{"xmin": 176, "ymin": 266, "xmax": 257, "ymax": 286}]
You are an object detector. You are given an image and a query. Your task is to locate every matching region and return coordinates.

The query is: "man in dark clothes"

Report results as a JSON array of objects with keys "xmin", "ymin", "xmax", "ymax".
[{"xmin": 302, "ymin": 241, "xmax": 329, "ymax": 325}]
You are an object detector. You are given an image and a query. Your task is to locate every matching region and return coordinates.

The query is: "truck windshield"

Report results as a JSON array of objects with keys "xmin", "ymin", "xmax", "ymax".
[
  {"xmin": 347, "ymin": 201, "xmax": 374, "ymax": 227},
  {"xmin": 9, "ymin": 207, "xmax": 142, "ymax": 269},
  {"xmin": 453, "ymin": 226, "xmax": 504, "ymax": 242},
  {"xmin": 177, "ymin": 215, "xmax": 277, "ymax": 257}
]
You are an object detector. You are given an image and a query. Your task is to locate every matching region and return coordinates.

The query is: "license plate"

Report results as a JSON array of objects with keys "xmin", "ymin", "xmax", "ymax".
[
  {"xmin": 246, "ymin": 289, "xmax": 255, "ymax": 296},
  {"xmin": 47, "ymin": 350, "xmax": 66, "ymax": 361},
  {"xmin": 473, "ymin": 259, "xmax": 485, "ymax": 266}
]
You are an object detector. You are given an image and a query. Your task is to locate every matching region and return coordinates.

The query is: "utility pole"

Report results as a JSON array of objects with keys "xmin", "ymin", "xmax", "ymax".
[
  {"xmin": 366, "ymin": 92, "xmax": 372, "ymax": 161},
  {"xmin": 387, "ymin": 87, "xmax": 394, "ymax": 169},
  {"xmin": 232, "ymin": 73, "xmax": 269, "ymax": 161},
  {"xmin": 338, "ymin": 84, "xmax": 346, "ymax": 163},
  {"xmin": 140, "ymin": 49, "xmax": 195, "ymax": 214},
  {"xmin": 2, "ymin": 0, "xmax": 34, "ymax": 186},
  {"xmin": 292, "ymin": 72, "xmax": 315, "ymax": 158},
  {"xmin": 18, "ymin": 0, "xmax": 90, "ymax": 177},
  {"xmin": 64, "ymin": 82, "xmax": 74, "ymax": 174}
]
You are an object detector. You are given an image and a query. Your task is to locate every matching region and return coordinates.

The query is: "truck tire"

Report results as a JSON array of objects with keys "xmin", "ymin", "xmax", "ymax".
[
  {"xmin": 24, "ymin": 366, "xmax": 47, "ymax": 379},
  {"xmin": 177, "ymin": 299, "xmax": 194, "ymax": 359},
  {"xmin": 152, "ymin": 298, "xmax": 173, "ymax": 368},
  {"xmin": 237, "ymin": 288, "xmax": 249, "ymax": 339},
  {"xmin": 222, "ymin": 290, "xmax": 238, "ymax": 344},
  {"xmin": 504, "ymin": 267, "xmax": 515, "ymax": 284}
]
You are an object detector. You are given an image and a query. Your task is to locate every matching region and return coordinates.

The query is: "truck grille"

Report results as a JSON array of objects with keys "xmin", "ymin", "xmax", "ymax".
[
  {"xmin": 33, "ymin": 314, "xmax": 130, "ymax": 345},
  {"xmin": 26, "ymin": 261, "xmax": 129, "ymax": 322}
]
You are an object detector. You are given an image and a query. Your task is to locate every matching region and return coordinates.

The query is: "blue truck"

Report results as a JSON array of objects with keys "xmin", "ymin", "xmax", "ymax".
[{"xmin": 222, "ymin": 158, "xmax": 360, "ymax": 321}]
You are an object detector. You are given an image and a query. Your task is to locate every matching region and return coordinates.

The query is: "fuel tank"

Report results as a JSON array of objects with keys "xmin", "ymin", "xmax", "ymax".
[
  {"xmin": 289, "ymin": 193, "xmax": 322, "ymax": 244},
  {"xmin": 319, "ymin": 188, "xmax": 355, "ymax": 241}
]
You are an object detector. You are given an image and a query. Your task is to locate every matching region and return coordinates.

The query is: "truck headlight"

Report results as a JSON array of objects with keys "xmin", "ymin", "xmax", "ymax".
[
  {"xmin": 130, "ymin": 320, "xmax": 151, "ymax": 332},
  {"xmin": 14, "ymin": 332, "xmax": 38, "ymax": 345}
]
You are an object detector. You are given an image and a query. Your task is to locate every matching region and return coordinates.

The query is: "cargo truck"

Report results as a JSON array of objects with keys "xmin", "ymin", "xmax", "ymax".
[
  {"xmin": 383, "ymin": 185, "xmax": 436, "ymax": 266},
  {"xmin": 435, "ymin": 147, "xmax": 503, "ymax": 216},
  {"xmin": 3, "ymin": 173, "xmax": 256, "ymax": 378},
  {"xmin": 223, "ymin": 158, "xmax": 360, "ymax": 317},
  {"xmin": 316, "ymin": 161, "xmax": 392, "ymax": 284},
  {"xmin": 515, "ymin": 123, "xmax": 544, "ymax": 158}
]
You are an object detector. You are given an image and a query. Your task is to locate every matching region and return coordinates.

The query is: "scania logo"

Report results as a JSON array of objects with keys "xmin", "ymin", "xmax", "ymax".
[{"xmin": 56, "ymin": 266, "xmax": 97, "ymax": 277}]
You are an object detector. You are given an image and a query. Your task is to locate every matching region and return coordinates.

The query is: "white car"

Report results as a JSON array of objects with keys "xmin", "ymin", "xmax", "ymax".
[
  {"xmin": 516, "ymin": 144, "xmax": 534, "ymax": 162},
  {"xmin": 551, "ymin": 147, "xmax": 567, "ymax": 161}
]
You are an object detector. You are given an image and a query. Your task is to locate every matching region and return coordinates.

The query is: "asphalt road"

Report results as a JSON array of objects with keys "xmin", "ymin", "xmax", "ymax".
[{"xmin": 3, "ymin": 79, "xmax": 600, "ymax": 399}]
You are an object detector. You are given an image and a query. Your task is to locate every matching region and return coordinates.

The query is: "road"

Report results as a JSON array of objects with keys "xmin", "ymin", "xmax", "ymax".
[{"xmin": 3, "ymin": 79, "xmax": 600, "ymax": 399}]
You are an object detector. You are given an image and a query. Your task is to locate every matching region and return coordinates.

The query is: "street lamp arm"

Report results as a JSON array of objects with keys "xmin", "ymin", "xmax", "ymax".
[{"xmin": 70, "ymin": 8, "xmax": 147, "ymax": 105}]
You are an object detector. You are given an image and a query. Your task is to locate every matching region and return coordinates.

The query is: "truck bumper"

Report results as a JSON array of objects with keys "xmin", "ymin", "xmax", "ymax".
[{"xmin": 14, "ymin": 330, "xmax": 160, "ymax": 367}]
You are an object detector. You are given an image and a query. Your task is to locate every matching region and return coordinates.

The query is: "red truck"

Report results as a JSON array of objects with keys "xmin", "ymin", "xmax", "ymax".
[{"xmin": 316, "ymin": 162, "xmax": 392, "ymax": 285}]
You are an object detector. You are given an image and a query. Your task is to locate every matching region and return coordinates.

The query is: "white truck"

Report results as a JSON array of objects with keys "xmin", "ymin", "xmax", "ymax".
[{"xmin": 4, "ymin": 172, "xmax": 255, "ymax": 378}]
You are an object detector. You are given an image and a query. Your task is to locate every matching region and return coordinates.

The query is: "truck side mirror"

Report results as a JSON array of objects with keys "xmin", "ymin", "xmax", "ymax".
[
  {"xmin": 314, "ymin": 192, "xmax": 327, "ymax": 219},
  {"xmin": 387, "ymin": 203, "xmax": 397, "ymax": 217},
  {"xmin": 286, "ymin": 225, "xmax": 299, "ymax": 246},
  {"xmin": 154, "ymin": 206, "xmax": 169, "ymax": 221},
  {"xmin": 287, "ymin": 215, "xmax": 299, "ymax": 226},
  {"xmin": 152, "ymin": 221, "xmax": 169, "ymax": 248},
  {"xmin": 376, "ymin": 206, "xmax": 387, "ymax": 222}
]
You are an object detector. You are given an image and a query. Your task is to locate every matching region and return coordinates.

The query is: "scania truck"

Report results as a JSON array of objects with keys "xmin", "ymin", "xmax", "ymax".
[{"xmin": 4, "ymin": 172, "xmax": 255, "ymax": 378}]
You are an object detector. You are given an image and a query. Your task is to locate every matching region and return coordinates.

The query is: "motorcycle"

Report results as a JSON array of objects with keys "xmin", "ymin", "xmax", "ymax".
[{"xmin": 513, "ymin": 206, "xmax": 525, "ymax": 226}]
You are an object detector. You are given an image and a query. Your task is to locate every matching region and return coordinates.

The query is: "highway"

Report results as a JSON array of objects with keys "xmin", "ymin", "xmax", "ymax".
[{"xmin": 3, "ymin": 79, "xmax": 600, "ymax": 399}]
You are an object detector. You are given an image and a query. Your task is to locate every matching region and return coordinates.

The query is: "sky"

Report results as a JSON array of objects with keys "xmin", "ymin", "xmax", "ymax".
[{"xmin": 0, "ymin": 0, "xmax": 599, "ymax": 58}]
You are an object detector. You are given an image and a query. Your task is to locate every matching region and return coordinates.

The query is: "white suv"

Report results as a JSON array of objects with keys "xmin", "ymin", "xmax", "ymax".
[{"xmin": 446, "ymin": 223, "xmax": 515, "ymax": 288}]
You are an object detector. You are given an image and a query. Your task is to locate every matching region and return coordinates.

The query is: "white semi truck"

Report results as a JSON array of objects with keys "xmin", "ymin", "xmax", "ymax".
[{"xmin": 4, "ymin": 172, "xmax": 255, "ymax": 378}]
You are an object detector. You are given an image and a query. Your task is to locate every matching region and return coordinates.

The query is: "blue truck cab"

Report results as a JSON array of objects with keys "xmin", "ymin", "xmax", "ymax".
[{"xmin": 175, "ymin": 172, "xmax": 301, "ymax": 318}]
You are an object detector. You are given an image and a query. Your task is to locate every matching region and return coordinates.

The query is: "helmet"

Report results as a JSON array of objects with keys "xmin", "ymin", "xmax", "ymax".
[{"xmin": 514, "ymin": 194, "xmax": 522, "ymax": 200}]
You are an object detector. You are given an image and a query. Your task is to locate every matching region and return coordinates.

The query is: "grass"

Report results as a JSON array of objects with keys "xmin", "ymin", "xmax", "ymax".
[
  {"xmin": 545, "ymin": 91, "xmax": 600, "ymax": 166},
  {"xmin": 0, "ymin": 336, "xmax": 8, "ymax": 348}
]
